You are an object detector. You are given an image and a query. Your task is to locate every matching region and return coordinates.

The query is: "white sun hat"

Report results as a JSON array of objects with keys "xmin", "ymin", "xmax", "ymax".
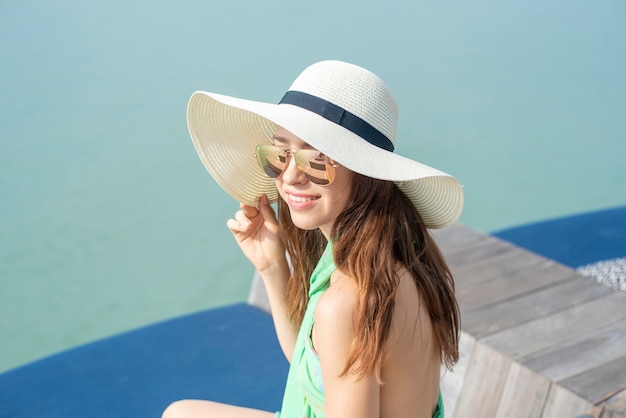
[{"xmin": 187, "ymin": 60, "xmax": 463, "ymax": 229}]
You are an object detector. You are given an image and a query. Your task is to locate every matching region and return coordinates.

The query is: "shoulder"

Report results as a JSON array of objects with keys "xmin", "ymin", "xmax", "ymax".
[
  {"xmin": 314, "ymin": 269, "xmax": 357, "ymax": 333},
  {"xmin": 313, "ymin": 269, "xmax": 358, "ymax": 367},
  {"xmin": 313, "ymin": 270, "xmax": 380, "ymax": 416}
]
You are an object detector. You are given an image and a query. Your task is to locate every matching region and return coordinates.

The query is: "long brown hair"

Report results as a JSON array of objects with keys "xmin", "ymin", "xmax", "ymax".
[{"xmin": 278, "ymin": 173, "xmax": 460, "ymax": 381}]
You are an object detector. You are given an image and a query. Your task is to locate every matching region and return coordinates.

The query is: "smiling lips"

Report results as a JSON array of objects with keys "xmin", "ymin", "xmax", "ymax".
[{"xmin": 286, "ymin": 192, "xmax": 320, "ymax": 207}]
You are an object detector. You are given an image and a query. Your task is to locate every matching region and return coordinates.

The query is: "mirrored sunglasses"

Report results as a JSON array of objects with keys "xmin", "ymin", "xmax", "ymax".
[{"xmin": 255, "ymin": 144, "xmax": 338, "ymax": 186}]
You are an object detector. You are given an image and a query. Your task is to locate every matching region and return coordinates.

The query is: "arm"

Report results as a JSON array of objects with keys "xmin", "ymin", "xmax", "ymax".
[
  {"xmin": 256, "ymin": 256, "xmax": 299, "ymax": 362},
  {"xmin": 314, "ymin": 273, "xmax": 379, "ymax": 418},
  {"xmin": 226, "ymin": 196, "xmax": 298, "ymax": 361}
]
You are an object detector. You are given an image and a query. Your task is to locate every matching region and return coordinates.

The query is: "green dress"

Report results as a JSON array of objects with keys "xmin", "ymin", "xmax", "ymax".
[{"xmin": 275, "ymin": 241, "xmax": 444, "ymax": 418}]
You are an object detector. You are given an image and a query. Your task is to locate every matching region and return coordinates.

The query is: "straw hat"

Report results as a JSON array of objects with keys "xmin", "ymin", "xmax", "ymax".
[{"xmin": 187, "ymin": 60, "xmax": 463, "ymax": 229}]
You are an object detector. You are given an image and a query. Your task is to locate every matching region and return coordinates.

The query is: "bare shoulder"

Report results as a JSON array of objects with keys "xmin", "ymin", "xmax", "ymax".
[
  {"xmin": 314, "ymin": 269, "xmax": 357, "ymax": 332},
  {"xmin": 312, "ymin": 269, "xmax": 360, "ymax": 370},
  {"xmin": 314, "ymin": 272, "xmax": 380, "ymax": 418},
  {"xmin": 314, "ymin": 267, "xmax": 423, "ymax": 333}
]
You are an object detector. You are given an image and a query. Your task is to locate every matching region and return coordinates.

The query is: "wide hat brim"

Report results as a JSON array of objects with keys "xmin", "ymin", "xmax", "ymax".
[{"xmin": 187, "ymin": 91, "xmax": 464, "ymax": 229}]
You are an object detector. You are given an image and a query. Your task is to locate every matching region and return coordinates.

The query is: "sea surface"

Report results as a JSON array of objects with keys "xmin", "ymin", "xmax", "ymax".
[{"xmin": 1, "ymin": 0, "xmax": 625, "ymax": 373}]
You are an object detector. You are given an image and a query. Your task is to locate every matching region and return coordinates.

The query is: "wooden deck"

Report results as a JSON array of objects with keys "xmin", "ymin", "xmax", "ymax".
[
  {"xmin": 249, "ymin": 223, "xmax": 626, "ymax": 417},
  {"xmin": 431, "ymin": 224, "xmax": 626, "ymax": 418}
]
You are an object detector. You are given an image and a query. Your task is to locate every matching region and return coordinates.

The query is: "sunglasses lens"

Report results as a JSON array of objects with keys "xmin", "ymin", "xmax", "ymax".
[
  {"xmin": 295, "ymin": 150, "xmax": 336, "ymax": 185},
  {"xmin": 256, "ymin": 145, "xmax": 286, "ymax": 178},
  {"xmin": 255, "ymin": 145, "xmax": 336, "ymax": 185}
]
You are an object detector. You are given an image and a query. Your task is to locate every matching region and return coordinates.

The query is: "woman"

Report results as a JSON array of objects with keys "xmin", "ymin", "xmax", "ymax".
[{"xmin": 163, "ymin": 60, "xmax": 463, "ymax": 418}]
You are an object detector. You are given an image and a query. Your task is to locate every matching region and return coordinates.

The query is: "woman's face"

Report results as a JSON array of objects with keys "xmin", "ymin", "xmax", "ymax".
[{"xmin": 272, "ymin": 126, "xmax": 353, "ymax": 239}]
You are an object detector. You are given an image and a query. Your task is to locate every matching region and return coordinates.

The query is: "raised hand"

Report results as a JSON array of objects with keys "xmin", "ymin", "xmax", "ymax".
[{"xmin": 226, "ymin": 195, "xmax": 287, "ymax": 275}]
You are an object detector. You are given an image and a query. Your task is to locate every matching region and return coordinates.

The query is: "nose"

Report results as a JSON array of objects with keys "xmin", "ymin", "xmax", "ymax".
[{"xmin": 280, "ymin": 153, "xmax": 307, "ymax": 185}]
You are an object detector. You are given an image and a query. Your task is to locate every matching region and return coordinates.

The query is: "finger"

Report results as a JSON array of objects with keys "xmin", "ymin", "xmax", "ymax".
[
  {"xmin": 257, "ymin": 195, "xmax": 278, "ymax": 224},
  {"xmin": 233, "ymin": 210, "xmax": 253, "ymax": 231},
  {"xmin": 240, "ymin": 203, "xmax": 260, "ymax": 219},
  {"xmin": 226, "ymin": 217, "xmax": 256, "ymax": 235},
  {"xmin": 226, "ymin": 218, "xmax": 244, "ymax": 233}
]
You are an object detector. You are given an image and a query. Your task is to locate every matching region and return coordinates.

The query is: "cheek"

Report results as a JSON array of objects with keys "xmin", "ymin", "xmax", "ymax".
[{"xmin": 329, "ymin": 174, "xmax": 353, "ymax": 210}]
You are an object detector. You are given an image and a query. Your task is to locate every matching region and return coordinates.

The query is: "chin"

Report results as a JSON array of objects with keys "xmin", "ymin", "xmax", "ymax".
[
  {"xmin": 290, "ymin": 218, "xmax": 321, "ymax": 231},
  {"xmin": 287, "ymin": 212, "xmax": 326, "ymax": 232}
]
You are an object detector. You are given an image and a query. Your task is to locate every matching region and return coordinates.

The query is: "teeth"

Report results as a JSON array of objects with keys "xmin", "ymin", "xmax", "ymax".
[{"xmin": 289, "ymin": 194, "xmax": 317, "ymax": 203}]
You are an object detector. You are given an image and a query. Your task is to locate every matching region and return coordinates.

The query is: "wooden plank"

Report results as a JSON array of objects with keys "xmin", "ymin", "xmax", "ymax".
[
  {"xmin": 435, "ymin": 223, "xmax": 626, "ymax": 410},
  {"xmin": 440, "ymin": 331, "xmax": 476, "ymax": 418},
  {"xmin": 494, "ymin": 362, "xmax": 551, "ymax": 418},
  {"xmin": 559, "ymin": 355, "xmax": 626, "ymax": 405},
  {"xmin": 456, "ymin": 260, "xmax": 577, "ymax": 314},
  {"xmin": 453, "ymin": 245, "xmax": 546, "ymax": 289},
  {"xmin": 431, "ymin": 223, "xmax": 487, "ymax": 253},
  {"xmin": 540, "ymin": 383, "xmax": 593, "ymax": 418},
  {"xmin": 480, "ymin": 292, "xmax": 626, "ymax": 360},
  {"xmin": 522, "ymin": 321, "xmax": 626, "ymax": 383},
  {"xmin": 453, "ymin": 342, "xmax": 511, "ymax": 418},
  {"xmin": 462, "ymin": 274, "xmax": 612, "ymax": 338},
  {"xmin": 440, "ymin": 234, "xmax": 516, "ymax": 268}
]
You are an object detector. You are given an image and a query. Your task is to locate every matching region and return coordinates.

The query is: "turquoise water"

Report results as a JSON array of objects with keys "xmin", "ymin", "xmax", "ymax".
[{"xmin": 1, "ymin": 0, "xmax": 625, "ymax": 373}]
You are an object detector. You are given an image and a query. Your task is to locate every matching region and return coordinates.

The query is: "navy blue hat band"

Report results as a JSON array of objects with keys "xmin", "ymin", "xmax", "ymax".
[{"xmin": 279, "ymin": 91, "xmax": 395, "ymax": 152}]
